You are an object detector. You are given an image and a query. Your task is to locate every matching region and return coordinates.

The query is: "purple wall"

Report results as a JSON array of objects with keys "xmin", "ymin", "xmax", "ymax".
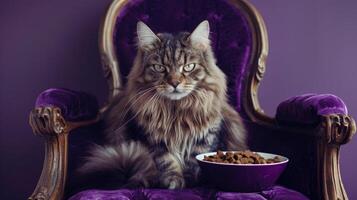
[
  {"xmin": 0, "ymin": 0, "xmax": 356, "ymax": 199},
  {"xmin": 0, "ymin": 0, "xmax": 110, "ymax": 199},
  {"xmin": 250, "ymin": 0, "xmax": 357, "ymax": 199}
]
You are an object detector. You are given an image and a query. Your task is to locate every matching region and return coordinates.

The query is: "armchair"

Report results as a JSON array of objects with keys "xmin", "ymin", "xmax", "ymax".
[{"xmin": 28, "ymin": 0, "xmax": 355, "ymax": 199}]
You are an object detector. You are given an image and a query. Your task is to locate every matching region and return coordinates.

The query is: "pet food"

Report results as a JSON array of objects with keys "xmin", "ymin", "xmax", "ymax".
[{"xmin": 203, "ymin": 150, "xmax": 282, "ymax": 164}]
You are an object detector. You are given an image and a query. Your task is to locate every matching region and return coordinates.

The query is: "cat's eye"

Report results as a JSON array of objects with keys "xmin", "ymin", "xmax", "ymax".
[
  {"xmin": 183, "ymin": 63, "xmax": 196, "ymax": 72},
  {"xmin": 151, "ymin": 64, "xmax": 166, "ymax": 73}
]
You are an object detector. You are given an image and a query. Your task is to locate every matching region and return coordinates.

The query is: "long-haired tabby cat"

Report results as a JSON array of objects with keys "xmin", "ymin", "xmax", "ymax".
[{"xmin": 80, "ymin": 20, "xmax": 247, "ymax": 189}]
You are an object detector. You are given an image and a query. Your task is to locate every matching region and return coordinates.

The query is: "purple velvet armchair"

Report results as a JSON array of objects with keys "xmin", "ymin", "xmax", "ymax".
[{"xmin": 28, "ymin": 0, "xmax": 355, "ymax": 200}]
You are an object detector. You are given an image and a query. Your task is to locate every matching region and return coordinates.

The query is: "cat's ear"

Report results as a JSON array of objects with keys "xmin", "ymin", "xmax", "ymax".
[
  {"xmin": 137, "ymin": 21, "xmax": 160, "ymax": 49},
  {"xmin": 189, "ymin": 20, "xmax": 210, "ymax": 50}
]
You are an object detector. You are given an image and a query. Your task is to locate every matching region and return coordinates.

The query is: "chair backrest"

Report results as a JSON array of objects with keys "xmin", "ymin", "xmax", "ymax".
[
  {"xmin": 99, "ymin": 0, "xmax": 269, "ymax": 121},
  {"xmin": 66, "ymin": 1, "xmax": 316, "ymax": 197}
]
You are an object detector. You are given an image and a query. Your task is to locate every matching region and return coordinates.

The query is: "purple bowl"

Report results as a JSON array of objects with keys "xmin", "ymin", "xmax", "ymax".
[{"xmin": 196, "ymin": 151, "xmax": 289, "ymax": 192}]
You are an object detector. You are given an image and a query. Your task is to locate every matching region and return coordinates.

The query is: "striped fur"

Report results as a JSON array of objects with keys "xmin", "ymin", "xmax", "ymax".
[
  {"xmin": 80, "ymin": 141, "xmax": 158, "ymax": 188},
  {"xmin": 81, "ymin": 21, "xmax": 247, "ymax": 189}
]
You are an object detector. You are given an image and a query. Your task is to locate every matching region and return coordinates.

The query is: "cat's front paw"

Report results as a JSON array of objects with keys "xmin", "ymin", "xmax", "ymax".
[{"xmin": 162, "ymin": 174, "xmax": 185, "ymax": 189}]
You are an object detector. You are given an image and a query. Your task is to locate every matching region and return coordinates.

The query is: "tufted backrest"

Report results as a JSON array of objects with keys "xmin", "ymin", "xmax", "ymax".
[{"xmin": 100, "ymin": 0, "xmax": 268, "ymax": 120}]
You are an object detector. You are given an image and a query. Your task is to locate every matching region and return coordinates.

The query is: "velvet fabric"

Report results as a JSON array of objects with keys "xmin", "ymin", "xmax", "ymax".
[
  {"xmin": 276, "ymin": 94, "xmax": 347, "ymax": 125},
  {"xmin": 114, "ymin": 0, "xmax": 252, "ymax": 114},
  {"xmin": 63, "ymin": 116, "xmax": 313, "ymax": 200},
  {"xmin": 245, "ymin": 120, "xmax": 318, "ymax": 199},
  {"xmin": 32, "ymin": 0, "xmax": 340, "ymax": 199},
  {"xmin": 35, "ymin": 88, "xmax": 99, "ymax": 122},
  {"xmin": 68, "ymin": 186, "xmax": 308, "ymax": 200}
]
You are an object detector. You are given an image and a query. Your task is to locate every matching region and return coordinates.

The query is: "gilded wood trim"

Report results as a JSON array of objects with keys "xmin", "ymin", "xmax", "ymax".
[
  {"xmin": 99, "ymin": 0, "xmax": 272, "ymax": 121},
  {"xmin": 28, "ymin": 107, "xmax": 98, "ymax": 200},
  {"xmin": 97, "ymin": 1, "xmax": 356, "ymax": 199},
  {"xmin": 317, "ymin": 114, "xmax": 356, "ymax": 200},
  {"xmin": 99, "ymin": 0, "xmax": 130, "ymax": 100},
  {"xmin": 28, "ymin": 107, "xmax": 68, "ymax": 200},
  {"xmin": 228, "ymin": 0, "xmax": 274, "ymax": 124}
]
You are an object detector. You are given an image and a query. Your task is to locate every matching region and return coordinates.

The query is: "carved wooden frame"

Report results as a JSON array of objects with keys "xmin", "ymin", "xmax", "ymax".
[
  {"xmin": 316, "ymin": 114, "xmax": 356, "ymax": 199},
  {"xmin": 98, "ymin": 0, "xmax": 356, "ymax": 199},
  {"xmin": 28, "ymin": 107, "xmax": 97, "ymax": 200},
  {"xmin": 29, "ymin": 0, "xmax": 355, "ymax": 199}
]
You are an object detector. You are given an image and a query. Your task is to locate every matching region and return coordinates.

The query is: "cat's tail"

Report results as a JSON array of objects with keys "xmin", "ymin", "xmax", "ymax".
[{"xmin": 79, "ymin": 141, "xmax": 158, "ymax": 189}]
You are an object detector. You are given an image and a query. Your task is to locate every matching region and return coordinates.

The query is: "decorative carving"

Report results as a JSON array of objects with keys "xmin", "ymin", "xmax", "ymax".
[
  {"xmin": 31, "ymin": 187, "xmax": 49, "ymax": 200},
  {"xmin": 28, "ymin": 106, "xmax": 99, "ymax": 200},
  {"xmin": 255, "ymin": 54, "xmax": 267, "ymax": 81},
  {"xmin": 228, "ymin": 1, "xmax": 356, "ymax": 200},
  {"xmin": 29, "ymin": 107, "xmax": 67, "ymax": 136},
  {"xmin": 322, "ymin": 114, "xmax": 356, "ymax": 145},
  {"xmin": 225, "ymin": 0, "xmax": 274, "ymax": 124},
  {"xmin": 28, "ymin": 106, "xmax": 69, "ymax": 200},
  {"xmin": 316, "ymin": 114, "xmax": 356, "ymax": 200},
  {"xmin": 28, "ymin": 0, "xmax": 356, "ymax": 200},
  {"xmin": 99, "ymin": 0, "xmax": 128, "ymax": 99}
]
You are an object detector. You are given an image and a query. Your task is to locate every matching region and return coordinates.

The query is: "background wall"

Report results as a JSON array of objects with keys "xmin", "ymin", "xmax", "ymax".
[
  {"xmin": 250, "ymin": 1, "xmax": 357, "ymax": 199},
  {"xmin": 0, "ymin": 0, "xmax": 356, "ymax": 199}
]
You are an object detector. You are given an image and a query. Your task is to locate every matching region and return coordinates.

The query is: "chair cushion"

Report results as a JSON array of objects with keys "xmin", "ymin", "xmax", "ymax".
[
  {"xmin": 68, "ymin": 186, "xmax": 308, "ymax": 200},
  {"xmin": 35, "ymin": 88, "xmax": 99, "ymax": 122},
  {"xmin": 276, "ymin": 94, "xmax": 347, "ymax": 125}
]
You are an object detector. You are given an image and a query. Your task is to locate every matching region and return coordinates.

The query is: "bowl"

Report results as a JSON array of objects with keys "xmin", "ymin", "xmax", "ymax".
[{"xmin": 196, "ymin": 151, "xmax": 289, "ymax": 192}]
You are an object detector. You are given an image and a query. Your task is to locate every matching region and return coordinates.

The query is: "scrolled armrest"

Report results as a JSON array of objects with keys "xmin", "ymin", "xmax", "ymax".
[
  {"xmin": 276, "ymin": 94, "xmax": 347, "ymax": 125},
  {"xmin": 269, "ymin": 93, "xmax": 356, "ymax": 199},
  {"xmin": 320, "ymin": 114, "xmax": 356, "ymax": 145},
  {"xmin": 28, "ymin": 88, "xmax": 100, "ymax": 200},
  {"xmin": 314, "ymin": 114, "xmax": 356, "ymax": 200},
  {"xmin": 35, "ymin": 88, "xmax": 99, "ymax": 122},
  {"xmin": 29, "ymin": 107, "xmax": 68, "ymax": 137}
]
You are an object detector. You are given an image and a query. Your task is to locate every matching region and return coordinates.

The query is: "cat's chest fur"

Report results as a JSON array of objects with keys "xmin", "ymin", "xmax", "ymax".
[{"xmin": 127, "ymin": 101, "xmax": 223, "ymax": 156}]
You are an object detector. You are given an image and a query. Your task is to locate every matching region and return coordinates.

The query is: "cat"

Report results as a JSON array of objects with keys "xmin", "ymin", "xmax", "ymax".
[{"xmin": 80, "ymin": 20, "xmax": 247, "ymax": 189}]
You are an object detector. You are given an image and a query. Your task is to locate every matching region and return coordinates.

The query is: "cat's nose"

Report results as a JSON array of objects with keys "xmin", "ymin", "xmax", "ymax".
[{"xmin": 169, "ymin": 80, "xmax": 180, "ymax": 88}]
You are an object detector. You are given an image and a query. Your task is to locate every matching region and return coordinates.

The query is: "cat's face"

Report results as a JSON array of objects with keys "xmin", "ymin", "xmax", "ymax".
[{"xmin": 136, "ymin": 21, "xmax": 211, "ymax": 100}]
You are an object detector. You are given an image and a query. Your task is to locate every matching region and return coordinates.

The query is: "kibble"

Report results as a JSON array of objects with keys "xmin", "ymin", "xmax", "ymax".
[{"xmin": 203, "ymin": 150, "xmax": 282, "ymax": 164}]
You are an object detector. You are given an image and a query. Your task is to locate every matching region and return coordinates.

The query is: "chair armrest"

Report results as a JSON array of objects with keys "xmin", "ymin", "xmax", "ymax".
[
  {"xmin": 279, "ymin": 94, "xmax": 356, "ymax": 200},
  {"xmin": 250, "ymin": 94, "xmax": 355, "ymax": 199},
  {"xmin": 315, "ymin": 114, "xmax": 355, "ymax": 200},
  {"xmin": 28, "ymin": 88, "xmax": 100, "ymax": 200},
  {"xmin": 35, "ymin": 88, "xmax": 99, "ymax": 122},
  {"xmin": 275, "ymin": 94, "xmax": 347, "ymax": 125}
]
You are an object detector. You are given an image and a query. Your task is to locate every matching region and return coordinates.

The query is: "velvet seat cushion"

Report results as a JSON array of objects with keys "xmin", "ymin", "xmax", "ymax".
[
  {"xmin": 69, "ymin": 186, "xmax": 308, "ymax": 200},
  {"xmin": 114, "ymin": 0, "xmax": 252, "ymax": 114},
  {"xmin": 276, "ymin": 94, "xmax": 347, "ymax": 125},
  {"xmin": 35, "ymin": 88, "xmax": 99, "ymax": 122}
]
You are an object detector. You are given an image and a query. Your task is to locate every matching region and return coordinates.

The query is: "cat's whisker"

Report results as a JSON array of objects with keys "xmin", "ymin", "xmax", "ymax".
[
  {"xmin": 122, "ymin": 87, "xmax": 156, "ymax": 109},
  {"xmin": 122, "ymin": 89, "xmax": 156, "ymax": 116},
  {"xmin": 120, "ymin": 88, "xmax": 155, "ymax": 115},
  {"xmin": 119, "ymin": 87, "xmax": 158, "ymax": 122},
  {"xmin": 117, "ymin": 93, "xmax": 159, "ymax": 132}
]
